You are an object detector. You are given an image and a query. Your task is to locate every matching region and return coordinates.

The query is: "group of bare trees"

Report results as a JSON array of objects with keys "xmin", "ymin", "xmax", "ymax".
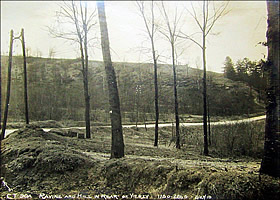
[
  {"xmin": 0, "ymin": 1, "xmax": 124, "ymax": 158},
  {"xmin": 184, "ymin": 1, "xmax": 228, "ymax": 155},
  {"xmin": 1, "ymin": 0, "xmax": 279, "ymax": 177},
  {"xmin": 48, "ymin": 1, "xmax": 124, "ymax": 158},
  {"xmin": 49, "ymin": 1, "xmax": 95, "ymax": 139},
  {"xmin": 136, "ymin": 0, "xmax": 279, "ymax": 178},
  {"xmin": 136, "ymin": 1, "xmax": 228, "ymax": 153}
]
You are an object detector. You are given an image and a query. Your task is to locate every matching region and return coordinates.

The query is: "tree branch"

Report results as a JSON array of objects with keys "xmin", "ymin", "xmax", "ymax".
[{"xmin": 177, "ymin": 31, "xmax": 203, "ymax": 49}]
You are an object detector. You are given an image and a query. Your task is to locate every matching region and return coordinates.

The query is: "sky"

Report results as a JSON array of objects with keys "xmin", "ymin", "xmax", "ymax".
[{"xmin": 1, "ymin": 1, "xmax": 268, "ymax": 73}]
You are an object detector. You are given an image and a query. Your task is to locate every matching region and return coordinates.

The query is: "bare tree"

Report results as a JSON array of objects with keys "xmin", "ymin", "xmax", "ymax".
[
  {"xmin": 35, "ymin": 48, "xmax": 42, "ymax": 57},
  {"xmin": 136, "ymin": 0, "xmax": 160, "ymax": 146},
  {"xmin": 260, "ymin": 0, "xmax": 280, "ymax": 178},
  {"xmin": 179, "ymin": 1, "xmax": 228, "ymax": 155},
  {"xmin": 21, "ymin": 28, "xmax": 29, "ymax": 124},
  {"xmin": 135, "ymin": 83, "xmax": 141, "ymax": 131},
  {"xmin": 207, "ymin": 74, "xmax": 213, "ymax": 146},
  {"xmin": 26, "ymin": 47, "xmax": 32, "ymax": 57},
  {"xmin": 97, "ymin": 1, "xmax": 124, "ymax": 158},
  {"xmin": 49, "ymin": 0, "xmax": 97, "ymax": 138},
  {"xmin": 48, "ymin": 47, "xmax": 56, "ymax": 58},
  {"xmin": 1, "ymin": 30, "xmax": 14, "ymax": 140},
  {"xmin": 159, "ymin": 1, "xmax": 184, "ymax": 149}
]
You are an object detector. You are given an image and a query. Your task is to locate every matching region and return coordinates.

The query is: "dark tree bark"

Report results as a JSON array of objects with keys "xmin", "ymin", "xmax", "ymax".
[
  {"xmin": 202, "ymin": 33, "xmax": 208, "ymax": 155},
  {"xmin": 97, "ymin": 1, "xmax": 124, "ymax": 158},
  {"xmin": 135, "ymin": 84, "xmax": 140, "ymax": 131},
  {"xmin": 260, "ymin": 0, "xmax": 280, "ymax": 178},
  {"xmin": 1, "ymin": 30, "xmax": 14, "ymax": 140},
  {"xmin": 207, "ymin": 95, "xmax": 211, "ymax": 146},
  {"xmin": 81, "ymin": 8, "xmax": 91, "ymax": 139},
  {"xmin": 153, "ymin": 47, "xmax": 159, "ymax": 147},
  {"xmin": 79, "ymin": 39, "xmax": 91, "ymax": 139},
  {"xmin": 21, "ymin": 28, "xmax": 29, "ymax": 125},
  {"xmin": 171, "ymin": 44, "xmax": 180, "ymax": 149}
]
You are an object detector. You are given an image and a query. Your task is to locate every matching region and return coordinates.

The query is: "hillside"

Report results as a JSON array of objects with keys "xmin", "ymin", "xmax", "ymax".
[{"xmin": 1, "ymin": 56, "xmax": 264, "ymax": 122}]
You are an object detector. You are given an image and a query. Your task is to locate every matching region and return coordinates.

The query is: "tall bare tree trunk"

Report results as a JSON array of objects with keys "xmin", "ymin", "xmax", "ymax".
[
  {"xmin": 178, "ymin": 0, "xmax": 228, "ymax": 155},
  {"xmin": 260, "ymin": 0, "xmax": 280, "ymax": 178},
  {"xmin": 70, "ymin": 1, "xmax": 91, "ymax": 139},
  {"xmin": 202, "ymin": 34, "xmax": 208, "ymax": 156},
  {"xmin": 1, "ymin": 30, "xmax": 14, "ymax": 140},
  {"xmin": 21, "ymin": 28, "xmax": 29, "ymax": 124},
  {"xmin": 135, "ymin": 85, "xmax": 139, "ymax": 131},
  {"xmin": 97, "ymin": 1, "xmax": 124, "ymax": 158},
  {"xmin": 136, "ymin": 1, "xmax": 159, "ymax": 146},
  {"xmin": 152, "ymin": 43, "xmax": 159, "ymax": 147},
  {"xmin": 79, "ymin": 39, "xmax": 91, "ymax": 139},
  {"xmin": 83, "ymin": 27, "xmax": 91, "ymax": 139},
  {"xmin": 159, "ymin": 1, "xmax": 182, "ymax": 149},
  {"xmin": 202, "ymin": 1, "xmax": 209, "ymax": 155},
  {"xmin": 171, "ymin": 43, "xmax": 180, "ymax": 149},
  {"xmin": 207, "ymin": 96, "xmax": 211, "ymax": 146}
]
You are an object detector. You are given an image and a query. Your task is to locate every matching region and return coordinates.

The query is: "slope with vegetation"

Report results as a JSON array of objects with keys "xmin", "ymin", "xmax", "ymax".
[{"xmin": 1, "ymin": 56, "xmax": 264, "ymax": 123}]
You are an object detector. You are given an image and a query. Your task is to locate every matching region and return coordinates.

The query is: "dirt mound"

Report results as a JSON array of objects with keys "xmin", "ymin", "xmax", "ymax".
[
  {"xmin": 48, "ymin": 128, "xmax": 82, "ymax": 137},
  {"xmin": 90, "ymin": 159, "xmax": 280, "ymax": 200},
  {"xmin": 1, "ymin": 127, "xmax": 94, "ymax": 194},
  {"xmin": 6, "ymin": 120, "xmax": 64, "ymax": 129}
]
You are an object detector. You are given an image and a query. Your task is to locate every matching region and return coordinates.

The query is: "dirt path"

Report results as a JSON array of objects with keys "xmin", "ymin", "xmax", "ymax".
[{"xmin": 4, "ymin": 115, "xmax": 266, "ymax": 137}]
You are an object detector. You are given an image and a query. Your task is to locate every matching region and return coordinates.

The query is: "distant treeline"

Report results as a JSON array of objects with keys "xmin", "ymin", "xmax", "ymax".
[
  {"xmin": 223, "ymin": 56, "xmax": 268, "ymax": 103},
  {"xmin": 1, "ymin": 56, "xmax": 263, "ymax": 122}
]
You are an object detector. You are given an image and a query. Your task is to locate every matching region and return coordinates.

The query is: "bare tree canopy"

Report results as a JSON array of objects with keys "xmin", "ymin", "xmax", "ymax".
[
  {"xmin": 49, "ymin": 0, "xmax": 97, "ymax": 139},
  {"xmin": 179, "ymin": 0, "xmax": 229, "ymax": 155},
  {"xmin": 49, "ymin": 1, "xmax": 97, "ymax": 44},
  {"xmin": 158, "ymin": 1, "xmax": 185, "ymax": 149},
  {"xmin": 179, "ymin": 1, "xmax": 229, "ymax": 47},
  {"xmin": 136, "ymin": 0, "xmax": 160, "ymax": 147}
]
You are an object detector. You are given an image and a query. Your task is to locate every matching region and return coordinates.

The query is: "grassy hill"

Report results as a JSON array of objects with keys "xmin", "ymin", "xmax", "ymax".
[{"xmin": 1, "ymin": 56, "xmax": 264, "ymax": 122}]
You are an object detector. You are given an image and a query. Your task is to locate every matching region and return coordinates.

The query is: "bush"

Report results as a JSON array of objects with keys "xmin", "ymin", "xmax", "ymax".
[
  {"xmin": 211, "ymin": 120, "xmax": 265, "ymax": 158},
  {"xmin": 180, "ymin": 120, "xmax": 265, "ymax": 158}
]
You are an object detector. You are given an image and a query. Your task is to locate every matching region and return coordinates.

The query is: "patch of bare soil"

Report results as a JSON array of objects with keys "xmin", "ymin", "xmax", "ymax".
[{"xmin": 1, "ymin": 126, "xmax": 279, "ymax": 199}]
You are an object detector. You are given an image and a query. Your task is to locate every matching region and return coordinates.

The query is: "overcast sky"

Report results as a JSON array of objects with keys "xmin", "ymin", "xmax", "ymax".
[{"xmin": 1, "ymin": 1, "xmax": 267, "ymax": 73}]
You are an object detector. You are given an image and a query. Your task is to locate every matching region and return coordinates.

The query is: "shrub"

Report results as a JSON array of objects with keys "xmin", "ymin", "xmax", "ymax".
[
  {"xmin": 180, "ymin": 120, "xmax": 265, "ymax": 158},
  {"xmin": 210, "ymin": 120, "xmax": 265, "ymax": 158}
]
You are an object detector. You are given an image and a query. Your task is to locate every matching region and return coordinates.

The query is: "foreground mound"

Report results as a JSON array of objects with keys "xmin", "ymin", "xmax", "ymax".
[{"xmin": 1, "ymin": 127, "xmax": 279, "ymax": 199}]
